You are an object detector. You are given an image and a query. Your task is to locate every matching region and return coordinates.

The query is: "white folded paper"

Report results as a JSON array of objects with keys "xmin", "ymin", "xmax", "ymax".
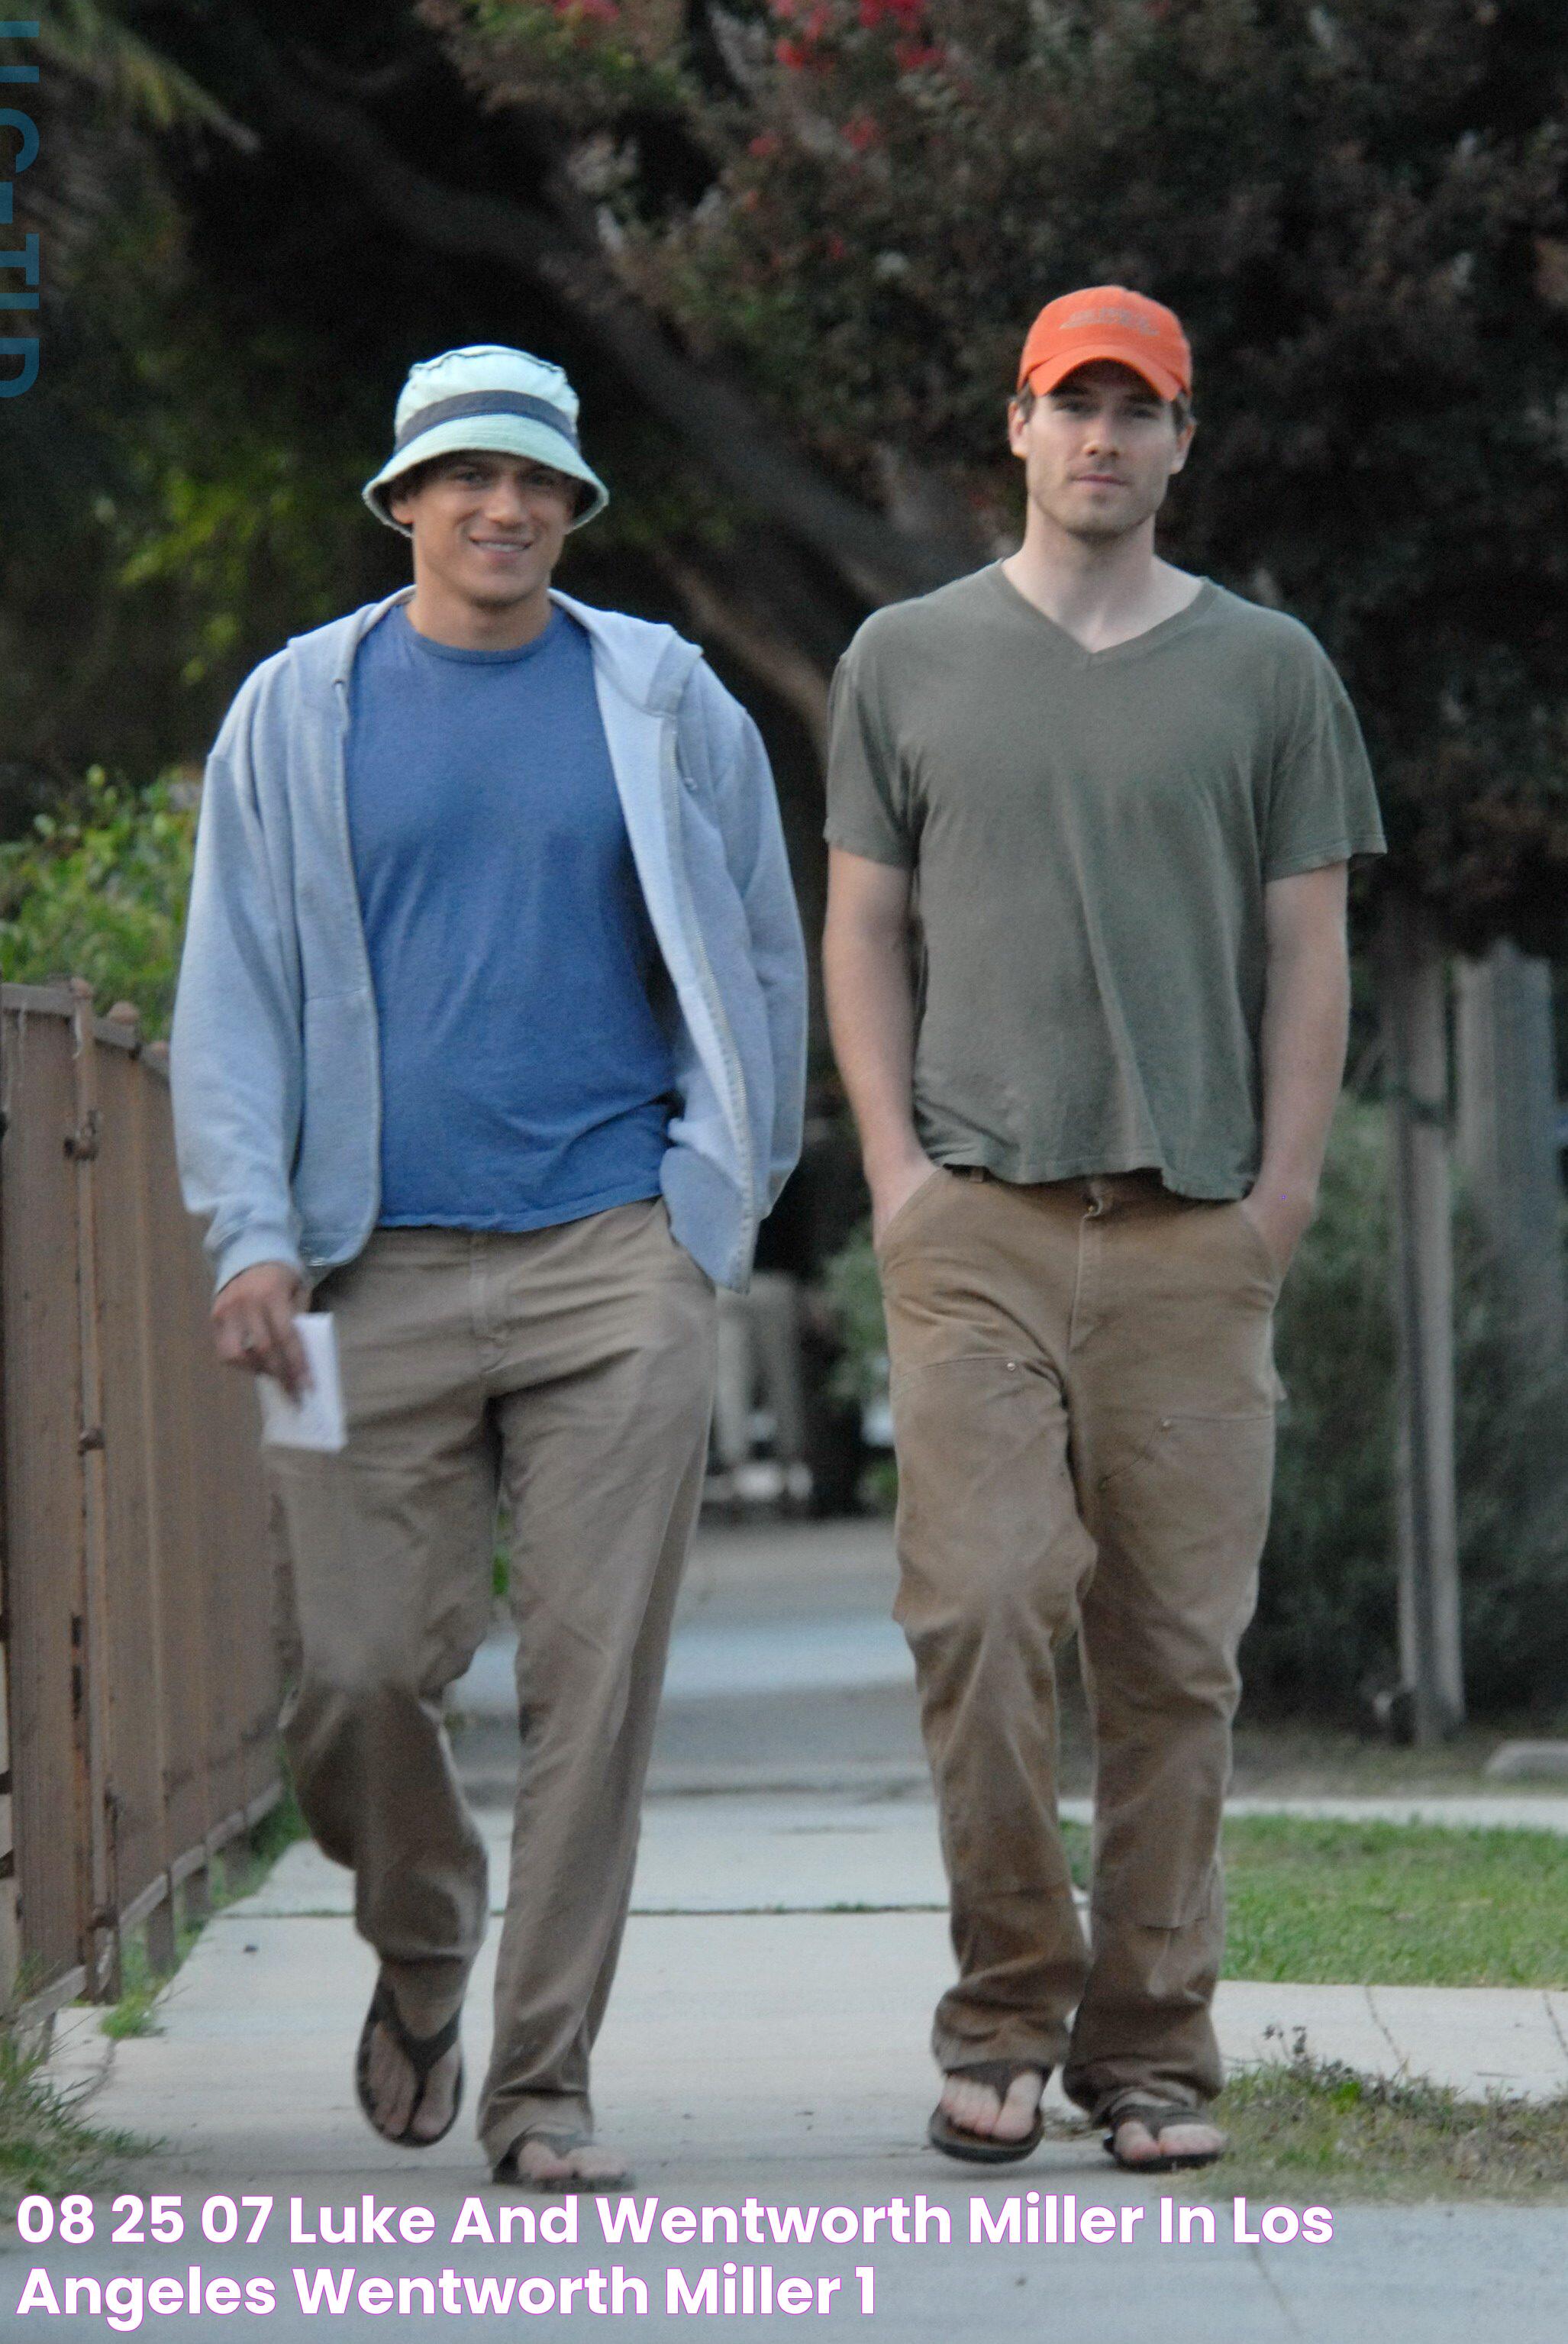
[{"xmin": 257, "ymin": 1312, "xmax": 347, "ymax": 1453}]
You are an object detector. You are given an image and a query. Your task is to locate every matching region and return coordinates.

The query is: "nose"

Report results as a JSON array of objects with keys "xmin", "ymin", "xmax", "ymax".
[{"xmin": 482, "ymin": 475, "xmax": 531, "ymax": 525}]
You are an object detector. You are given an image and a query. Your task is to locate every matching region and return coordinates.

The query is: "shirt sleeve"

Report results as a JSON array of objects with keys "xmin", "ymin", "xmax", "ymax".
[
  {"xmin": 823, "ymin": 630, "xmax": 914, "ymax": 869},
  {"xmin": 1263, "ymin": 634, "xmax": 1386, "ymax": 880}
]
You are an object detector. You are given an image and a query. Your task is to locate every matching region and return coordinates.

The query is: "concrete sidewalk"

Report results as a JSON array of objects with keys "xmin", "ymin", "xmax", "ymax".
[
  {"xmin": 25, "ymin": 1801, "xmax": 1568, "ymax": 2344},
  {"xmin": 26, "ymin": 1517, "xmax": 1568, "ymax": 2341}
]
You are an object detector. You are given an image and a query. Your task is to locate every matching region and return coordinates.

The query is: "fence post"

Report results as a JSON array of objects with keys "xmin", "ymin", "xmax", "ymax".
[
  {"xmin": 1377, "ymin": 896, "xmax": 1465, "ymax": 1743},
  {"xmin": 68, "ymin": 982, "xmax": 120, "ymax": 2000},
  {"xmin": 0, "ymin": 1004, "xmax": 20, "ymax": 2003}
]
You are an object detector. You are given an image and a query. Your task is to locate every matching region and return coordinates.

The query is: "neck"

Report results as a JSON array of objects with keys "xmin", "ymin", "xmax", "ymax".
[
  {"xmin": 1002, "ymin": 508, "xmax": 1202, "ymax": 654},
  {"xmin": 403, "ymin": 575, "xmax": 554, "ymax": 653}
]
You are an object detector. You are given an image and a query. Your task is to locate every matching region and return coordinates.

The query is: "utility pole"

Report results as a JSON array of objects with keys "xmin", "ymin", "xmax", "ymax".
[{"xmin": 1377, "ymin": 893, "xmax": 1464, "ymax": 1742}]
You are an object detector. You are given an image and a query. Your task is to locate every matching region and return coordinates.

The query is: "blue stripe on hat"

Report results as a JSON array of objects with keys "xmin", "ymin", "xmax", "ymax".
[{"xmin": 393, "ymin": 389, "xmax": 579, "ymax": 454}]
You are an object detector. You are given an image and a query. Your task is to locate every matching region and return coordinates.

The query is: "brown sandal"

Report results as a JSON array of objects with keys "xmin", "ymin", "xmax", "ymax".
[
  {"xmin": 928, "ymin": 2060, "xmax": 1047, "ymax": 2165},
  {"xmin": 354, "ymin": 1978, "xmax": 463, "ymax": 2149}
]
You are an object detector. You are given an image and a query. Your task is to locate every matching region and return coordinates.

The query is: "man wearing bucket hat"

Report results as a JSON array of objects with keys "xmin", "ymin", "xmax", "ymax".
[
  {"xmin": 824, "ymin": 289, "xmax": 1383, "ymax": 2173},
  {"xmin": 172, "ymin": 344, "xmax": 806, "ymax": 2187}
]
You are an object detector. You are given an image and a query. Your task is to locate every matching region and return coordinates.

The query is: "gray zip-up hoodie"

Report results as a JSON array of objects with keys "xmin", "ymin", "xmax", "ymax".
[{"xmin": 170, "ymin": 589, "xmax": 808, "ymax": 1293}]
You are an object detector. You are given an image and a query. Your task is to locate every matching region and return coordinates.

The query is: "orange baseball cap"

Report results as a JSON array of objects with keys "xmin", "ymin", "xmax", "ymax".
[{"xmin": 1017, "ymin": 286, "xmax": 1192, "ymax": 403}]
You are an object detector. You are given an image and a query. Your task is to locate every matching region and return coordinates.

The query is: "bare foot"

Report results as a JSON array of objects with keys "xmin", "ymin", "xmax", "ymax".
[
  {"xmin": 360, "ymin": 1984, "xmax": 463, "ymax": 2146},
  {"xmin": 1108, "ymin": 2112, "xmax": 1226, "ymax": 2168},
  {"xmin": 505, "ymin": 2136, "xmax": 634, "ymax": 2193},
  {"xmin": 939, "ymin": 2068, "xmax": 1045, "ymax": 2143}
]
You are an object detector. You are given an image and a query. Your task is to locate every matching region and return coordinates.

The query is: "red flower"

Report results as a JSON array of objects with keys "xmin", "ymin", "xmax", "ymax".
[
  {"xmin": 894, "ymin": 35, "xmax": 944, "ymax": 68},
  {"xmin": 826, "ymin": 231, "xmax": 848, "ymax": 260},
  {"xmin": 843, "ymin": 112, "xmax": 880, "ymax": 151},
  {"xmin": 776, "ymin": 34, "xmax": 808, "ymax": 65},
  {"xmin": 748, "ymin": 131, "xmax": 783, "ymax": 159}
]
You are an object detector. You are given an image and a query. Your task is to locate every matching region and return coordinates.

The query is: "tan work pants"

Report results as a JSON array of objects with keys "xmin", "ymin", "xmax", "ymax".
[
  {"xmin": 266, "ymin": 1199, "xmax": 716, "ymax": 2168},
  {"xmin": 878, "ymin": 1168, "xmax": 1279, "ymax": 2117}
]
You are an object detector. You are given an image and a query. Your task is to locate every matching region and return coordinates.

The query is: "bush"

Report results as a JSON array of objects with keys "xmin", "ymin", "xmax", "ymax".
[
  {"xmin": 0, "ymin": 768, "xmax": 196, "ymax": 1035},
  {"xmin": 1244, "ymin": 1103, "xmax": 1399, "ymax": 1712},
  {"xmin": 821, "ymin": 1105, "xmax": 1568, "ymax": 1721}
]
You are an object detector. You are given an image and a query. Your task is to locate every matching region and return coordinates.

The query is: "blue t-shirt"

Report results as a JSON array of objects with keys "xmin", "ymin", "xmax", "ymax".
[{"xmin": 345, "ymin": 604, "xmax": 674, "ymax": 1231}]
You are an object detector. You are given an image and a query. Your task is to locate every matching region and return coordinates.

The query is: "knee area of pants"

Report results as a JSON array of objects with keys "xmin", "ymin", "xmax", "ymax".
[{"xmin": 907, "ymin": 1580, "xmax": 1074, "ymax": 1670}]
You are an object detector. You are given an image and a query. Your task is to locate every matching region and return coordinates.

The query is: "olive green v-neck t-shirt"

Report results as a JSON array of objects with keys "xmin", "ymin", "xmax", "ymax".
[{"xmin": 824, "ymin": 565, "xmax": 1385, "ymax": 1198}]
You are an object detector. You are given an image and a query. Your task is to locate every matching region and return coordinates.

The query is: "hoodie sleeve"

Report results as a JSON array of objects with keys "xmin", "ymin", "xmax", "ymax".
[
  {"xmin": 681, "ymin": 660, "xmax": 808, "ymax": 1209},
  {"xmin": 169, "ymin": 660, "xmax": 308, "ymax": 1292}
]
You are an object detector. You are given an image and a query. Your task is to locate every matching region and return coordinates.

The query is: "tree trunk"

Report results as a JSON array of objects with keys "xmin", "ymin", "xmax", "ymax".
[
  {"xmin": 1377, "ymin": 894, "xmax": 1464, "ymax": 1742},
  {"xmin": 1454, "ymin": 939, "xmax": 1565, "ymax": 1374}
]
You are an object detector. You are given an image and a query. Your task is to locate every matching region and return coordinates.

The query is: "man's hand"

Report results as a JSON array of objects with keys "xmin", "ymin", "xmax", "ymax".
[
  {"xmin": 212, "ymin": 1261, "xmax": 310, "ymax": 1398},
  {"xmin": 869, "ymin": 1146, "xmax": 942, "ymax": 1249},
  {"xmin": 1238, "ymin": 1181, "xmax": 1316, "ymax": 1279}
]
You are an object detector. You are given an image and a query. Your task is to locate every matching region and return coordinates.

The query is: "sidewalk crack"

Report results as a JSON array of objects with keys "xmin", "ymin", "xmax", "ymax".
[
  {"xmin": 1246, "ymin": 2242, "xmax": 1308, "ymax": 2340},
  {"xmin": 1364, "ymin": 1984, "xmax": 1408, "ymax": 2078},
  {"xmin": 1542, "ymin": 1990, "xmax": 1568, "ymax": 2071}
]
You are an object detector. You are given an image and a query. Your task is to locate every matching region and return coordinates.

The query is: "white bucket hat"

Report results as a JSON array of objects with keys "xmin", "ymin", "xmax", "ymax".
[{"xmin": 363, "ymin": 344, "xmax": 609, "ymax": 533}]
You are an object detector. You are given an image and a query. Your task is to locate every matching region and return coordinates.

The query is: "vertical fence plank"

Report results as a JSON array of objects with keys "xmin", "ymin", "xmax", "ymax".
[
  {"xmin": 1, "ymin": 993, "xmax": 92, "ymax": 2003},
  {"xmin": 2, "ymin": 987, "xmax": 284, "ymax": 2010},
  {"xmin": 69, "ymin": 983, "xmax": 119, "ymax": 1999},
  {"xmin": 93, "ymin": 1012, "xmax": 175, "ymax": 1962}
]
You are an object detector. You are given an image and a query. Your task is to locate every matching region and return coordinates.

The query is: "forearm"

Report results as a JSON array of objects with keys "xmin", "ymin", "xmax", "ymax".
[
  {"xmin": 1253, "ymin": 923, "xmax": 1350, "ymax": 1209},
  {"xmin": 822, "ymin": 899, "xmax": 925, "ymax": 1183}
]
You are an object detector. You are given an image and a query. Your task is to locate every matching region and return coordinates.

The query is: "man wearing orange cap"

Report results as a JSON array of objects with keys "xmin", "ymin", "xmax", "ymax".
[{"xmin": 824, "ymin": 289, "xmax": 1383, "ymax": 2171}]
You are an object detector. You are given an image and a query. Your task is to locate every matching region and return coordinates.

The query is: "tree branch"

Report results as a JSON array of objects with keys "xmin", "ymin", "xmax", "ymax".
[{"xmin": 218, "ymin": 10, "xmax": 972, "ymax": 607}]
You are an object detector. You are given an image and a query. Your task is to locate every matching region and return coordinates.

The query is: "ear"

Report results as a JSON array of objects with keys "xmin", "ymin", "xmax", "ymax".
[
  {"xmin": 1168, "ymin": 415, "xmax": 1197, "ymax": 476},
  {"xmin": 1006, "ymin": 395, "xmax": 1032, "ymax": 460}
]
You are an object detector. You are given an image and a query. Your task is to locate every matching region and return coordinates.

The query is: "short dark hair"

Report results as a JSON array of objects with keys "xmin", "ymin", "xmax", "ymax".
[{"xmin": 1012, "ymin": 378, "xmax": 1193, "ymax": 432}]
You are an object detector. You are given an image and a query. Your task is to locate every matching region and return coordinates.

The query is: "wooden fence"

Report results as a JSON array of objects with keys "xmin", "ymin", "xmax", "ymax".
[{"xmin": 0, "ymin": 982, "xmax": 283, "ymax": 2021}]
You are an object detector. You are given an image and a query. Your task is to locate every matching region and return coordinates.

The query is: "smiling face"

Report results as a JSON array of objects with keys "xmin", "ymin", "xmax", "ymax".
[
  {"xmin": 388, "ymin": 449, "xmax": 580, "ymax": 627},
  {"xmin": 1008, "ymin": 359, "xmax": 1194, "ymax": 547}
]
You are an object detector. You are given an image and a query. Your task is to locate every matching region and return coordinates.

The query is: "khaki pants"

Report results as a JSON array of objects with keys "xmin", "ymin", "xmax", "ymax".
[
  {"xmin": 267, "ymin": 1199, "xmax": 716, "ymax": 2168},
  {"xmin": 878, "ymin": 1168, "xmax": 1279, "ymax": 2117}
]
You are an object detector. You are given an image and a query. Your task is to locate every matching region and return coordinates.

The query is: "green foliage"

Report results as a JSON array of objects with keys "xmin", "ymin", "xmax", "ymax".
[
  {"xmin": 1165, "ymin": 2052, "xmax": 1568, "ymax": 2202},
  {"xmin": 819, "ymin": 1220, "xmax": 886, "ymax": 1410},
  {"xmin": 1244, "ymin": 1103, "xmax": 1399, "ymax": 1710},
  {"xmin": 444, "ymin": 0, "xmax": 1568, "ymax": 948},
  {"xmin": 0, "ymin": 770, "xmax": 196, "ymax": 1035},
  {"xmin": 0, "ymin": 2014, "xmax": 144, "ymax": 2207},
  {"xmin": 1058, "ymin": 1815, "xmax": 1568, "ymax": 1987},
  {"xmin": 100, "ymin": 1941, "xmax": 163, "ymax": 2041}
]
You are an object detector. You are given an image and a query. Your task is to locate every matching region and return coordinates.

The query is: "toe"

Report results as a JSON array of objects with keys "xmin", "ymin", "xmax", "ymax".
[
  {"xmin": 1111, "ymin": 2120, "xmax": 1162, "ymax": 2166},
  {"xmin": 1157, "ymin": 2121, "xmax": 1225, "ymax": 2159},
  {"xmin": 941, "ymin": 2080, "xmax": 1002, "ymax": 2137},
  {"xmin": 404, "ymin": 2045, "xmax": 462, "ymax": 2144},
  {"xmin": 992, "ymin": 2071, "xmax": 1044, "ymax": 2142}
]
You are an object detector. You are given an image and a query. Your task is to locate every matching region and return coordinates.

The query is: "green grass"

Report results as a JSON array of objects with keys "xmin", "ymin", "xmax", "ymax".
[
  {"xmin": 98, "ymin": 1786, "xmax": 308, "ymax": 2041},
  {"xmin": 0, "ymin": 2020, "xmax": 146, "ymax": 2206},
  {"xmin": 99, "ymin": 1942, "xmax": 163, "ymax": 2041},
  {"xmin": 1046, "ymin": 2052, "xmax": 1568, "ymax": 2202},
  {"xmin": 1059, "ymin": 1817, "xmax": 1568, "ymax": 1987}
]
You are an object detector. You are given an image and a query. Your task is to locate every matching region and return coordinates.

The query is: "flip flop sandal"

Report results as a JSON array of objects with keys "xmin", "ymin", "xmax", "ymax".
[
  {"xmin": 928, "ymin": 2059, "xmax": 1047, "ymax": 2165},
  {"xmin": 1102, "ymin": 2100, "xmax": 1226, "ymax": 2174},
  {"xmin": 492, "ymin": 2133, "xmax": 635, "ymax": 2194},
  {"xmin": 355, "ymin": 1978, "xmax": 463, "ymax": 2149}
]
